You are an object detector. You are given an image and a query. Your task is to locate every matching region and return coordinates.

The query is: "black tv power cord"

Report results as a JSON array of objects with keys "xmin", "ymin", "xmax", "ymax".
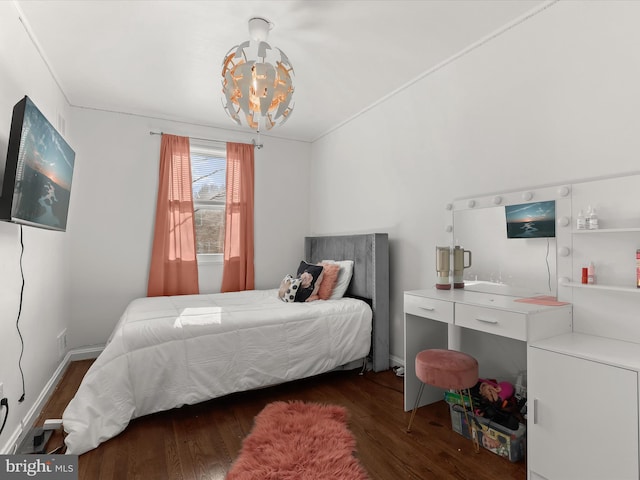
[{"xmin": 0, "ymin": 398, "xmax": 8, "ymax": 436}]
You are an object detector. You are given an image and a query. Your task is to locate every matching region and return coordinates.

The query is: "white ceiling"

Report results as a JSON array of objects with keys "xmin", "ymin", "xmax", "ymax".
[{"xmin": 15, "ymin": 0, "xmax": 545, "ymax": 143}]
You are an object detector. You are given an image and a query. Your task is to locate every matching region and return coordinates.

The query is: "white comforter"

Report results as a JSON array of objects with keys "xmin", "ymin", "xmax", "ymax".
[{"xmin": 62, "ymin": 289, "xmax": 372, "ymax": 455}]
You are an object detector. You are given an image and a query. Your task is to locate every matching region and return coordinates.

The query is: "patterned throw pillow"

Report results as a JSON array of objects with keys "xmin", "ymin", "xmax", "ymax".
[
  {"xmin": 294, "ymin": 261, "xmax": 324, "ymax": 302},
  {"xmin": 278, "ymin": 274, "xmax": 301, "ymax": 303}
]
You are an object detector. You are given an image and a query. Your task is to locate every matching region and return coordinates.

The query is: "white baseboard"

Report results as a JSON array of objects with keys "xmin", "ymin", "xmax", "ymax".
[
  {"xmin": 66, "ymin": 344, "xmax": 104, "ymax": 362},
  {"xmin": 0, "ymin": 344, "xmax": 104, "ymax": 454},
  {"xmin": 389, "ymin": 354, "xmax": 404, "ymax": 368}
]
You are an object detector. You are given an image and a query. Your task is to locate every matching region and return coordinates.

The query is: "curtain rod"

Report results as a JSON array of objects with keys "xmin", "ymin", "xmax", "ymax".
[{"xmin": 149, "ymin": 131, "xmax": 263, "ymax": 149}]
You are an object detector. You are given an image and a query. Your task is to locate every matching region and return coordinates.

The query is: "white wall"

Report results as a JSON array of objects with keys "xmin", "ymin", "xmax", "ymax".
[
  {"xmin": 67, "ymin": 108, "xmax": 311, "ymax": 348},
  {"xmin": 0, "ymin": 2, "xmax": 74, "ymax": 450},
  {"xmin": 309, "ymin": 0, "xmax": 640, "ymax": 362}
]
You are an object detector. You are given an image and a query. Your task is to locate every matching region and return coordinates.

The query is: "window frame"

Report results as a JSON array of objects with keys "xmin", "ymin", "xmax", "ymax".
[{"xmin": 190, "ymin": 142, "xmax": 227, "ymax": 265}]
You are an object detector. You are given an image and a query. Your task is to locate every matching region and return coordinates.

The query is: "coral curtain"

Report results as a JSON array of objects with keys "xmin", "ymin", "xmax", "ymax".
[
  {"xmin": 221, "ymin": 142, "xmax": 255, "ymax": 292},
  {"xmin": 147, "ymin": 134, "xmax": 200, "ymax": 297}
]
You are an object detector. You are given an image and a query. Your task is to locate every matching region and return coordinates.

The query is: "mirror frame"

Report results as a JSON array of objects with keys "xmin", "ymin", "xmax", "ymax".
[{"xmin": 445, "ymin": 184, "xmax": 572, "ymax": 297}]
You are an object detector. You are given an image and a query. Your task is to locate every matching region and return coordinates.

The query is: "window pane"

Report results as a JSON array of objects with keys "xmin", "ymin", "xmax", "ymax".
[
  {"xmin": 194, "ymin": 207, "xmax": 225, "ymax": 254},
  {"xmin": 191, "ymin": 149, "xmax": 226, "ymax": 203},
  {"xmin": 191, "ymin": 144, "xmax": 226, "ymax": 255}
]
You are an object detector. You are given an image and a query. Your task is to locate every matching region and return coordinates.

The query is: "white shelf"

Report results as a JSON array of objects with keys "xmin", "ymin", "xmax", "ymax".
[
  {"xmin": 561, "ymin": 281, "xmax": 640, "ymax": 293},
  {"xmin": 573, "ymin": 227, "xmax": 640, "ymax": 234},
  {"xmin": 568, "ymin": 226, "xmax": 639, "ymax": 293}
]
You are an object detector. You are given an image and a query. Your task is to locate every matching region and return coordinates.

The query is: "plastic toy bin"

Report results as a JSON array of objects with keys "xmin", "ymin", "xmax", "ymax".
[{"xmin": 449, "ymin": 403, "xmax": 526, "ymax": 462}]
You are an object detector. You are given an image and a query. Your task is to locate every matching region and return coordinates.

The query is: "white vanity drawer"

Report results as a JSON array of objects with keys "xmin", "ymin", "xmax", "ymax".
[
  {"xmin": 455, "ymin": 303, "xmax": 527, "ymax": 341},
  {"xmin": 404, "ymin": 294, "xmax": 454, "ymax": 324}
]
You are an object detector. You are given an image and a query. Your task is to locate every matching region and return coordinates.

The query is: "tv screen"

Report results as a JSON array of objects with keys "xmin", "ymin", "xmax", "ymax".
[
  {"xmin": 505, "ymin": 200, "xmax": 556, "ymax": 239},
  {"xmin": 0, "ymin": 96, "xmax": 75, "ymax": 231}
]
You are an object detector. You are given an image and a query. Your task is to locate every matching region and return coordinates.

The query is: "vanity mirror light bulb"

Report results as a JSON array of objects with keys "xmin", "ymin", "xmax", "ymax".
[
  {"xmin": 558, "ymin": 246, "xmax": 570, "ymax": 257},
  {"xmin": 558, "ymin": 216, "xmax": 570, "ymax": 227}
]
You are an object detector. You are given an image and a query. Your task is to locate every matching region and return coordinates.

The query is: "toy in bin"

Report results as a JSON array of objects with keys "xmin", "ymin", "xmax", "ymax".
[
  {"xmin": 473, "ymin": 378, "xmax": 525, "ymax": 430},
  {"xmin": 478, "ymin": 378, "xmax": 514, "ymax": 406}
]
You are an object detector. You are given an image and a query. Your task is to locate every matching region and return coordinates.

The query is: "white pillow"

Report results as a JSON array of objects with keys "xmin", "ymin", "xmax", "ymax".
[{"xmin": 322, "ymin": 260, "xmax": 354, "ymax": 300}]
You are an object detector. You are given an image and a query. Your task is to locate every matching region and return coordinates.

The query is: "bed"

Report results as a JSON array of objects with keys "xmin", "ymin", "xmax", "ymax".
[{"xmin": 62, "ymin": 233, "xmax": 389, "ymax": 455}]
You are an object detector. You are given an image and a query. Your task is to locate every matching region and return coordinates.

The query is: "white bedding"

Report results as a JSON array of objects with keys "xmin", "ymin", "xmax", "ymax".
[{"xmin": 62, "ymin": 289, "xmax": 372, "ymax": 455}]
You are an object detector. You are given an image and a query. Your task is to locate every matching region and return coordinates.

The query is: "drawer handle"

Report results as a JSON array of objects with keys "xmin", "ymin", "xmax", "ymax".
[
  {"xmin": 475, "ymin": 317, "xmax": 498, "ymax": 324},
  {"xmin": 419, "ymin": 306, "xmax": 435, "ymax": 312}
]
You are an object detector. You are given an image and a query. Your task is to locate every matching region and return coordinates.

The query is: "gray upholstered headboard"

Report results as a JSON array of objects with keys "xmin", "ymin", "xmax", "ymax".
[{"xmin": 305, "ymin": 233, "xmax": 389, "ymax": 372}]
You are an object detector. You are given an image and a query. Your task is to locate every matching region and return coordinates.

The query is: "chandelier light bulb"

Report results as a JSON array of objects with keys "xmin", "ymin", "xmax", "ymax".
[{"xmin": 221, "ymin": 17, "xmax": 295, "ymax": 132}]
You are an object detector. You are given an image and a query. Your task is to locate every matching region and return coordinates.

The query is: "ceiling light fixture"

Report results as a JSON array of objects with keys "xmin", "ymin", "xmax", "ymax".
[{"xmin": 221, "ymin": 17, "xmax": 295, "ymax": 133}]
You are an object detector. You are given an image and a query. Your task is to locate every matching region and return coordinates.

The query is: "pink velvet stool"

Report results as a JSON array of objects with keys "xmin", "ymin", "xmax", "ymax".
[{"xmin": 407, "ymin": 349, "xmax": 479, "ymax": 451}]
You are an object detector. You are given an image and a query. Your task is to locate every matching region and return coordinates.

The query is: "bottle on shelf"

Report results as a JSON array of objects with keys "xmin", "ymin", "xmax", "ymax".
[
  {"xmin": 585, "ymin": 206, "xmax": 592, "ymax": 229},
  {"xmin": 588, "ymin": 207, "xmax": 599, "ymax": 230},
  {"xmin": 588, "ymin": 262, "xmax": 596, "ymax": 284},
  {"xmin": 576, "ymin": 210, "xmax": 586, "ymax": 230}
]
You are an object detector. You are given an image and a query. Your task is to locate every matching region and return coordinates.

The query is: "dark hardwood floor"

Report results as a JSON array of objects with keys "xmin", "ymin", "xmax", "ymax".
[{"xmin": 36, "ymin": 360, "xmax": 526, "ymax": 480}]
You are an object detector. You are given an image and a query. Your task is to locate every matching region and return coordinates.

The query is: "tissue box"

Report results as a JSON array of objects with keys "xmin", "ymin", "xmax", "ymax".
[{"xmin": 449, "ymin": 404, "xmax": 526, "ymax": 462}]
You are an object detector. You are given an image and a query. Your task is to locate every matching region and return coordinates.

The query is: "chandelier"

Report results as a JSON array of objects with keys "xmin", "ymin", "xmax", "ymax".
[{"xmin": 221, "ymin": 17, "xmax": 295, "ymax": 132}]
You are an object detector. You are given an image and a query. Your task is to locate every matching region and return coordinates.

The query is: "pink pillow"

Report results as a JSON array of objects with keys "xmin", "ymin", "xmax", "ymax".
[{"xmin": 316, "ymin": 262, "xmax": 340, "ymax": 300}]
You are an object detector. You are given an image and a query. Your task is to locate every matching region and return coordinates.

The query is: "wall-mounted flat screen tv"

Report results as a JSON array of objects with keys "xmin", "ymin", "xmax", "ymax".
[
  {"xmin": 505, "ymin": 200, "xmax": 556, "ymax": 239},
  {"xmin": 0, "ymin": 96, "xmax": 75, "ymax": 231}
]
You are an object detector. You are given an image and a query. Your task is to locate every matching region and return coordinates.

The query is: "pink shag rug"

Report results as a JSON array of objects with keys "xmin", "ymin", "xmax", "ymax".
[{"xmin": 227, "ymin": 401, "xmax": 369, "ymax": 480}]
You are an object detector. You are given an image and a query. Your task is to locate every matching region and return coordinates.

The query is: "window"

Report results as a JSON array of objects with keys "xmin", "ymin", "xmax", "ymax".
[{"xmin": 191, "ymin": 143, "xmax": 226, "ymax": 262}]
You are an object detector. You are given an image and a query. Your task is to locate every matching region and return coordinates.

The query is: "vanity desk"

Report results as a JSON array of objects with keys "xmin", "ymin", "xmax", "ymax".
[
  {"xmin": 424, "ymin": 175, "xmax": 640, "ymax": 479},
  {"xmin": 403, "ymin": 286, "xmax": 573, "ymax": 411}
]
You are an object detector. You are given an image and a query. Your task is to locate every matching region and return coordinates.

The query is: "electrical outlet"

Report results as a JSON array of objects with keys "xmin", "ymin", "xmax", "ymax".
[
  {"xmin": 57, "ymin": 113, "xmax": 66, "ymax": 136},
  {"xmin": 57, "ymin": 329, "xmax": 67, "ymax": 360}
]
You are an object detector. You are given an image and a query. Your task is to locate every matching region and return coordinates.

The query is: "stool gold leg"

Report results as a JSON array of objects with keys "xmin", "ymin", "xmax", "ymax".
[
  {"xmin": 464, "ymin": 388, "xmax": 480, "ymax": 453},
  {"xmin": 407, "ymin": 383, "xmax": 425, "ymax": 432}
]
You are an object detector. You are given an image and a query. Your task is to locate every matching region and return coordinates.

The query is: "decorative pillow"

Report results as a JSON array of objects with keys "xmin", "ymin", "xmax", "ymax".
[
  {"xmin": 315, "ymin": 262, "xmax": 341, "ymax": 300},
  {"xmin": 278, "ymin": 274, "xmax": 301, "ymax": 303},
  {"xmin": 322, "ymin": 260, "xmax": 354, "ymax": 300},
  {"xmin": 294, "ymin": 261, "xmax": 324, "ymax": 302}
]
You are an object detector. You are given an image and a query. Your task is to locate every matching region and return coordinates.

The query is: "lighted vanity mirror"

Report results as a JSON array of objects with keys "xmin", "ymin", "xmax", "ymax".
[{"xmin": 452, "ymin": 199, "xmax": 559, "ymax": 298}]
